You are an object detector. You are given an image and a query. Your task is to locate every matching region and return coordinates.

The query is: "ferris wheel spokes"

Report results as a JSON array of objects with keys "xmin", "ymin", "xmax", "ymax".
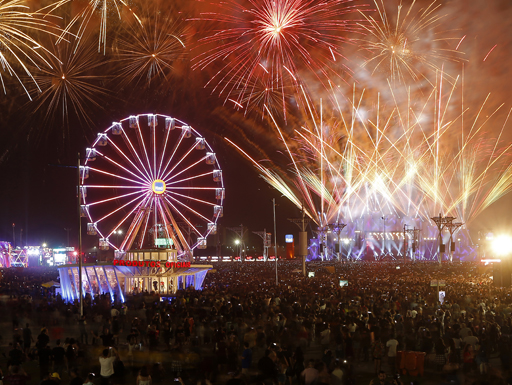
[
  {"xmin": 166, "ymin": 171, "xmax": 215, "ymax": 187},
  {"xmin": 159, "ymin": 131, "xmax": 187, "ymax": 180},
  {"xmin": 95, "ymin": 148, "xmax": 152, "ymax": 184},
  {"xmin": 118, "ymin": 124, "xmax": 153, "ymax": 179},
  {"xmin": 82, "ymin": 185, "xmax": 145, "ymax": 189},
  {"xmin": 157, "ymin": 125, "xmax": 173, "ymax": 177},
  {"xmin": 120, "ymin": 196, "xmax": 153, "ymax": 252},
  {"xmin": 164, "ymin": 155, "xmax": 209, "ymax": 184},
  {"xmin": 163, "ymin": 196, "xmax": 212, "ymax": 233},
  {"xmin": 156, "ymin": 200, "xmax": 191, "ymax": 254},
  {"xmin": 138, "ymin": 202, "xmax": 153, "ymax": 249},
  {"xmin": 161, "ymin": 202, "xmax": 193, "ymax": 258},
  {"xmin": 87, "ymin": 166, "xmax": 148, "ymax": 186},
  {"xmin": 84, "ymin": 190, "xmax": 142, "ymax": 208},
  {"xmin": 133, "ymin": 117, "xmax": 154, "ymax": 180},
  {"xmin": 161, "ymin": 141, "xmax": 198, "ymax": 182},
  {"xmin": 103, "ymin": 193, "xmax": 153, "ymax": 243},
  {"xmin": 95, "ymin": 193, "xmax": 149, "ymax": 225},
  {"xmin": 167, "ymin": 191, "xmax": 217, "ymax": 207}
]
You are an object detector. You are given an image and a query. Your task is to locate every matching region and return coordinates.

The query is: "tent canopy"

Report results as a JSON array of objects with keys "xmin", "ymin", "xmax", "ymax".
[{"xmin": 42, "ymin": 281, "xmax": 60, "ymax": 288}]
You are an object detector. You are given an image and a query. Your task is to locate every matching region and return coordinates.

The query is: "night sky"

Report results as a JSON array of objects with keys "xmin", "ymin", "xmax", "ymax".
[{"xmin": 1, "ymin": 0, "xmax": 512, "ymax": 253}]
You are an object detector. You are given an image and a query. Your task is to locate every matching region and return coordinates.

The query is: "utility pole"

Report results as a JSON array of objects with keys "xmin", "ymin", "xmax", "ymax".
[
  {"xmin": 288, "ymin": 206, "xmax": 310, "ymax": 276},
  {"xmin": 64, "ymin": 228, "xmax": 71, "ymax": 247},
  {"xmin": 273, "ymin": 199, "xmax": 278, "ymax": 285},
  {"xmin": 253, "ymin": 229, "xmax": 271, "ymax": 261}
]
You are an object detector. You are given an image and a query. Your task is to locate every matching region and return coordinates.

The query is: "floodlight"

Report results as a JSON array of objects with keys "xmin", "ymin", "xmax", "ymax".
[{"xmin": 492, "ymin": 235, "xmax": 512, "ymax": 256}]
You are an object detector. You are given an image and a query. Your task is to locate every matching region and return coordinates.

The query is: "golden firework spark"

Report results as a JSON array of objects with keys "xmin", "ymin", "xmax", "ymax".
[
  {"xmin": 28, "ymin": 36, "xmax": 109, "ymax": 130},
  {"xmin": 47, "ymin": 0, "xmax": 142, "ymax": 54},
  {"xmin": 0, "ymin": 0, "xmax": 66, "ymax": 99},
  {"xmin": 359, "ymin": 0, "xmax": 464, "ymax": 85},
  {"xmin": 226, "ymin": 78, "xmax": 512, "ymax": 231},
  {"xmin": 114, "ymin": 6, "xmax": 186, "ymax": 87},
  {"xmin": 227, "ymin": 73, "xmax": 291, "ymax": 118}
]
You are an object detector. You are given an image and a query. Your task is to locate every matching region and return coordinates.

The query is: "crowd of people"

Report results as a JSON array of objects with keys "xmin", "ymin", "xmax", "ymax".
[{"xmin": 0, "ymin": 261, "xmax": 509, "ymax": 385}]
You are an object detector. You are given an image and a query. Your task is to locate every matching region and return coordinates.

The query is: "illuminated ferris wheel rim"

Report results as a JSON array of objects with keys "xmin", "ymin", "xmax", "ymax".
[{"xmin": 81, "ymin": 113, "xmax": 224, "ymax": 257}]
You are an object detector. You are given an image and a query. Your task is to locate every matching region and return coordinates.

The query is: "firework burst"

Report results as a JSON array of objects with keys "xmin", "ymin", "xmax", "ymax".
[
  {"xmin": 0, "ymin": 0, "xmax": 66, "ymax": 99},
  {"xmin": 28, "ymin": 36, "xmax": 108, "ymax": 131},
  {"xmin": 114, "ymin": 6, "xmax": 187, "ymax": 88},
  {"xmin": 193, "ymin": 0, "xmax": 367, "ymax": 116},
  {"xmin": 359, "ymin": 0, "xmax": 464, "ymax": 85},
  {"xmin": 226, "ymin": 73, "xmax": 291, "ymax": 118},
  {"xmin": 47, "ymin": 0, "xmax": 142, "ymax": 54}
]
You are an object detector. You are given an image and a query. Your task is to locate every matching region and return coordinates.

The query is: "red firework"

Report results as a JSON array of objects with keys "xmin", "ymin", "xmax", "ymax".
[{"xmin": 193, "ymin": 0, "xmax": 367, "ymax": 116}]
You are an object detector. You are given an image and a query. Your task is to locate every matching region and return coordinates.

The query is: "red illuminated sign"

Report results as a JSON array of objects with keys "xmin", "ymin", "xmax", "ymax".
[{"xmin": 113, "ymin": 260, "xmax": 191, "ymax": 268}]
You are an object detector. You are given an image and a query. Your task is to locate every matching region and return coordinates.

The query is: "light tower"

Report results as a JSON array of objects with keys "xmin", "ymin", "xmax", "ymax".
[
  {"xmin": 430, "ymin": 213, "xmax": 455, "ymax": 264},
  {"xmin": 329, "ymin": 221, "xmax": 347, "ymax": 261},
  {"xmin": 288, "ymin": 206, "xmax": 310, "ymax": 276},
  {"xmin": 445, "ymin": 222, "xmax": 464, "ymax": 262},
  {"xmin": 403, "ymin": 225, "xmax": 420, "ymax": 262},
  {"xmin": 381, "ymin": 216, "xmax": 388, "ymax": 258}
]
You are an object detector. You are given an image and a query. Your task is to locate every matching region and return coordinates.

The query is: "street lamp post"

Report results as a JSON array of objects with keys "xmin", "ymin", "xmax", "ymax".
[
  {"xmin": 273, "ymin": 198, "xmax": 278, "ymax": 285},
  {"xmin": 381, "ymin": 216, "xmax": 387, "ymax": 258},
  {"xmin": 227, "ymin": 225, "xmax": 245, "ymax": 261},
  {"xmin": 234, "ymin": 239, "xmax": 241, "ymax": 259},
  {"xmin": 77, "ymin": 152, "xmax": 83, "ymax": 317},
  {"xmin": 116, "ymin": 229, "xmax": 123, "ymax": 246}
]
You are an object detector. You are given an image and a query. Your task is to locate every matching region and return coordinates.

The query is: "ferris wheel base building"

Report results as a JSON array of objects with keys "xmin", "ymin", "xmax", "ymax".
[{"xmin": 57, "ymin": 248, "xmax": 212, "ymax": 303}]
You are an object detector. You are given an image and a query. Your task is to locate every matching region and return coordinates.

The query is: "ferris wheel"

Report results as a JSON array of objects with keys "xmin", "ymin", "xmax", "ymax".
[{"xmin": 80, "ymin": 114, "xmax": 224, "ymax": 259}]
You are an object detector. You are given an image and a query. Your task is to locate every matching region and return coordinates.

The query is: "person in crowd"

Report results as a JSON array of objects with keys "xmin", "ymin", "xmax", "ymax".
[
  {"xmin": 69, "ymin": 368, "xmax": 82, "ymax": 385},
  {"xmin": 386, "ymin": 336, "xmax": 399, "ymax": 374},
  {"xmin": 99, "ymin": 348, "xmax": 117, "ymax": 385},
  {"xmin": 51, "ymin": 340, "xmax": 66, "ymax": 376},
  {"xmin": 21, "ymin": 324, "xmax": 32, "ymax": 355},
  {"xmin": 83, "ymin": 373, "xmax": 96, "ymax": 385},
  {"xmin": 240, "ymin": 342, "xmax": 252, "ymax": 376},
  {"xmin": 300, "ymin": 360, "xmax": 319, "ymax": 385},
  {"xmin": 372, "ymin": 337, "xmax": 384, "ymax": 374},
  {"xmin": 136, "ymin": 367, "xmax": 151, "ymax": 385},
  {"xmin": 369, "ymin": 371, "xmax": 396, "ymax": 385},
  {"xmin": 4, "ymin": 365, "xmax": 30, "ymax": 385},
  {"xmin": 257, "ymin": 348, "xmax": 278, "ymax": 382},
  {"xmin": 37, "ymin": 328, "xmax": 50, "ymax": 351},
  {"xmin": 38, "ymin": 343, "xmax": 52, "ymax": 380},
  {"xmin": 78, "ymin": 316, "xmax": 88, "ymax": 345},
  {"xmin": 39, "ymin": 372, "xmax": 54, "ymax": 385}
]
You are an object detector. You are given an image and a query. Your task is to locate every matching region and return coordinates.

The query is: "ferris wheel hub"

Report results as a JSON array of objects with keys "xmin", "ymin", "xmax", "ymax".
[{"xmin": 152, "ymin": 179, "xmax": 166, "ymax": 194}]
